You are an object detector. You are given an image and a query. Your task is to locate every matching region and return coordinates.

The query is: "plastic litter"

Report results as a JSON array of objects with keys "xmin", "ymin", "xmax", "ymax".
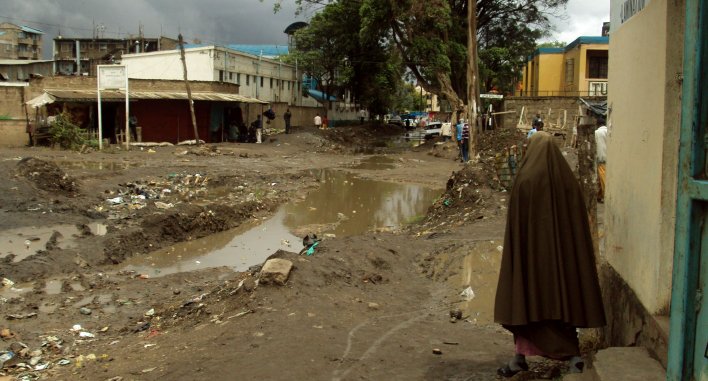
[
  {"xmin": 78, "ymin": 332, "xmax": 95, "ymax": 338},
  {"xmin": 1, "ymin": 278, "xmax": 14, "ymax": 287},
  {"xmin": 460, "ymin": 286, "xmax": 476, "ymax": 301}
]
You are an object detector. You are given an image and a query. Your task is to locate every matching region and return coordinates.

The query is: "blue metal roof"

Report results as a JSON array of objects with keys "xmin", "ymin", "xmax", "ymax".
[
  {"xmin": 307, "ymin": 88, "xmax": 336, "ymax": 102},
  {"xmin": 20, "ymin": 25, "xmax": 43, "ymax": 35},
  {"xmin": 226, "ymin": 45, "xmax": 288, "ymax": 57},
  {"xmin": 564, "ymin": 36, "xmax": 609, "ymax": 51}
]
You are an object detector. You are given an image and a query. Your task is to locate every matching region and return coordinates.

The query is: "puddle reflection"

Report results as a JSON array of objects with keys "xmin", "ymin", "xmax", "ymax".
[
  {"xmin": 0, "ymin": 225, "xmax": 79, "ymax": 262},
  {"xmin": 121, "ymin": 170, "xmax": 441, "ymax": 278}
]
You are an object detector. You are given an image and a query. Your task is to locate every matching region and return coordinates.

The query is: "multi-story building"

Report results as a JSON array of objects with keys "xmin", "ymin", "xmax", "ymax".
[
  {"xmin": 519, "ymin": 36, "xmax": 609, "ymax": 96},
  {"xmin": 121, "ymin": 45, "xmax": 309, "ymax": 106},
  {"xmin": 0, "ymin": 23, "xmax": 43, "ymax": 60},
  {"xmin": 52, "ymin": 36, "xmax": 177, "ymax": 76}
]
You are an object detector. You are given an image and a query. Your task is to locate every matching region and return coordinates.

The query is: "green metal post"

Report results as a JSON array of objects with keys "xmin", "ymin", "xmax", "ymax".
[{"xmin": 667, "ymin": 0, "xmax": 708, "ymax": 379}]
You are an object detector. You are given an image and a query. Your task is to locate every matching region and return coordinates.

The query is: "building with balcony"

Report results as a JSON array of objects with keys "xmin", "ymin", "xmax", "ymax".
[
  {"xmin": 0, "ymin": 23, "xmax": 43, "ymax": 60},
  {"xmin": 519, "ymin": 36, "xmax": 609, "ymax": 97},
  {"xmin": 52, "ymin": 36, "xmax": 177, "ymax": 76}
]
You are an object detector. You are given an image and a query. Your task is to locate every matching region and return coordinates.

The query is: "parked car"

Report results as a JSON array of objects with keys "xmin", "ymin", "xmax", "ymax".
[
  {"xmin": 388, "ymin": 115, "xmax": 403, "ymax": 126},
  {"xmin": 424, "ymin": 121, "xmax": 443, "ymax": 138}
]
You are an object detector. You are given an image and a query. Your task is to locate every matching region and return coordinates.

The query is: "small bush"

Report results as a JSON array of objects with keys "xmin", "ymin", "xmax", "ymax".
[{"xmin": 49, "ymin": 113, "xmax": 89, "ymax": 150}]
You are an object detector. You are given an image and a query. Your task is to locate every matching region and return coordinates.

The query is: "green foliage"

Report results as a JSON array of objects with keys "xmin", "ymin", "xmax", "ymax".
[
  {"xmin": 537, "ymin": 41, "xmax": 567, "ymax": 48},
  {"xmin": 277, "ymin": 0, "xmax": 568, "ymax": 107},
  {"xmin": 49, "ymin": 112, "xmax": 89, "ymax": 150}
]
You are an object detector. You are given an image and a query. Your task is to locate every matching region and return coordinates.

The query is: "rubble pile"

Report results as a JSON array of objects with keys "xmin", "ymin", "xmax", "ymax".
[{"xmin": 16, "ymin": 157, "xmax": 79, "ymax": 196}]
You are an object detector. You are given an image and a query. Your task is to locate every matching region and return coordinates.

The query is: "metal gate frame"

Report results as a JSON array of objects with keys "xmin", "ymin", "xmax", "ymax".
[{"xmin": 667, "ymin": 0, "xmax": 708, "ymax": 379}]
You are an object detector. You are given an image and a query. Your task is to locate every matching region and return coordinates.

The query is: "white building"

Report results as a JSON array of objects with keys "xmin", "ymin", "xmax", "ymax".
[{"xmin": 121, "ymin": 45, "xmax": 317, "ymax": 107}]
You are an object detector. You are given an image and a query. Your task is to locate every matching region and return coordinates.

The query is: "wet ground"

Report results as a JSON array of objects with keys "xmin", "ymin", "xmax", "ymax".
[{"xmin": 0, "ymin": 125, "xmax": 589, "ymax": 380}]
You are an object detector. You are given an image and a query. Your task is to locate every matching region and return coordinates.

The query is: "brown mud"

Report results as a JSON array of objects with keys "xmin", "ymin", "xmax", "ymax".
[{"xmin": 0, "ymin": 125, "xmax": 589, "ymax": 380}]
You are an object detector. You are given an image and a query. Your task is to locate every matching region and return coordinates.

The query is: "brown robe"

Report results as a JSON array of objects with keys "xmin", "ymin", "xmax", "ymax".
[{"xmin": 494, "ymin": 132, "xmax": 606, "ymax": 358}]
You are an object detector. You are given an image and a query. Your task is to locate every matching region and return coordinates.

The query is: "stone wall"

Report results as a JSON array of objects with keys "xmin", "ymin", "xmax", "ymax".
[
  {"xmin": 0, "ymin": 85, "xmax": 30, "ymax": 147},
  {"xmin": 501, "ymin": 96, "xmax": 606, "ymax": 134}
]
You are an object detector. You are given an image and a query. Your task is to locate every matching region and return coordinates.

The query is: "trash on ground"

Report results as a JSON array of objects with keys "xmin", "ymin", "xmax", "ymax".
[{"xmin": 460, "ymin": 286, "xmax": 476, "ymax": 301}]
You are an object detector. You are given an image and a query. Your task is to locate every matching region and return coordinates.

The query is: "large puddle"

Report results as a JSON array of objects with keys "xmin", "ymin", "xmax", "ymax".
[
  {"xmin": 122, "ymin": 169, "xmax": 442, "ymax": 277},
  {"xmin": 0, "ymin": 225, "xmax": 80, "ymax": 262}
]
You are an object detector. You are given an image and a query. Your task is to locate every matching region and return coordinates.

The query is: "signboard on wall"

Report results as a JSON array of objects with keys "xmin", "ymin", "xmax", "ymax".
[
  {"xmin": 98, "ymin": 65, "xmax": 126, "ymax": 90},
  {"xmin": 97, "ymin": 65, "xmax": 129, "ymax": 150},
  {"xmin": 610, "ymin": 0, "xmax": 652, "ymax": 33}
]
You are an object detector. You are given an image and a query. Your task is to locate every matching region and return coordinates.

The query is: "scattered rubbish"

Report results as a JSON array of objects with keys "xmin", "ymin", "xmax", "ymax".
[
  {"xmin": 144, "ymin": 308, "xmax": 155, "ymax": 317},
  {"xmin": 1, "ymin": 328, "xmax": 14, "ymax": 339},
  {"xmin": 432, "ymin": 348, "xmax": 442, "ymax": 355},
  {"xmin": 71, "ymin": 324, "xmax": 82, "ymax": 332},
  {"xmin": 0, "ymin": 350, "xmax": 15, "ymax": 367},
  {"xmin": 143, "ymin": 343, "xmax": 156, "ymax": 349},
  {"xmin": 230, "ymin": 310, "xmax": 253, "ymax": 319},
  {"xmin": 6, "ymin": 313, "xmax": 37, "ymax": 320},
  {"xmin": 367, "ymin": 302, "xmax": 380, "ymax": 310},
  {"xmin": 34, "ymin": 362, "xmax": 50, "ymax": 370},
  {"xmin": 154, "ymin": 201, "xmax": 174, "ymax": 209},
  {"xmin": 79, "ymin": 307, "xmax": 92, "ymax": 315},
  {"xmin": 449, "ymin": 309, "xmax": 463, "ymax": 320},
  {"xmin": 107, "ymin": 197, "xmax": 124, "ymax": 205},
  {"xmin": 56, "ymin": 359, "xmax": 71, "ymax": 366},
  {"xmin": 496, "ymin": 245, "xmax": 504, "ymax": 253},
  {"xmin": 132, "ymin": 322, "xmax": 150, "ymax": 333},
  {"xmin": 460, "ymin": 286, "xmax": 476, "ymax": 301},
  {"xmin": 324, "ymin": 233, "xmax": 336, "ymax": 238},
  {"xmin": 78, "ymin": 332, "xmax": 95, "ymax": 338},
  {"xmin": 443, "ymin": 341, "xmax": 459, "ymax": 345},
  {"xmin": 1, "ymin": 278, "xmax": 14, "ymax": 288},
  {"xmin": 300, "ymin": 234, "xmax": 320, "ymax": 256},
  {"xmin": 142, "ymin": 367, "xmax": 157, "ymax": 373}
]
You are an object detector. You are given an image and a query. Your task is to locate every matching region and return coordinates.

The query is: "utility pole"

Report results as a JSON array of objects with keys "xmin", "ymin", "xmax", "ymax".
[
  {"xmin": 466, "ymin": 0, "xmax": 479, "ymax": 158},
  {"xmin": 178, "ymin": 33, "xmax": 200, "ymax": 145}
]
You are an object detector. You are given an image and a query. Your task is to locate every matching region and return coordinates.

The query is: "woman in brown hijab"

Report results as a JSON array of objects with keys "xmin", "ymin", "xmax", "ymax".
[{"xmin": 494, "ymin": 132, "xmax": 605, "ymax": 377}]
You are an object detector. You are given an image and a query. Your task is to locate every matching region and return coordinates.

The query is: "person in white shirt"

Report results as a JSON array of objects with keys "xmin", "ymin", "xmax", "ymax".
[
  {"xmin": 359, "ymin": 109, "xmax": 366, "ymax": 124},
  {"xmin": 314, "ymin": 114, "xmax": 322, "ymax": 129},
  {"xmin": 594, "ymin": 119, "xmax": 608, "ymax": 203}
]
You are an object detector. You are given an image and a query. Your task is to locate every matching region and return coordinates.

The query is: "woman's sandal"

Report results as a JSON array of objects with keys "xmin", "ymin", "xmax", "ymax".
[{"xmin": 496, "ymin": 362, "xmax": 529, "ymax": 378}]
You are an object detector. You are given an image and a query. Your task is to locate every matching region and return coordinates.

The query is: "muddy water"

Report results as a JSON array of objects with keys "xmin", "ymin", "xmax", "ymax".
[
  {"xmin": 283, "ymin": 169, "xmax": 440, "ymax": 237},
  {"xmin": 349, "ymin": 156, "xmax": 397, "ymax": 170},
  {"xmin": 122, "ymin": 169, "xmax": 442, "ymax": 277},
  {"xmin": 0, "ymin": 225, "xmax": 79, "ymax": 262},
  {"xmin": 441, "ymin": 240, "xmax": 503, "ymax": 325}
]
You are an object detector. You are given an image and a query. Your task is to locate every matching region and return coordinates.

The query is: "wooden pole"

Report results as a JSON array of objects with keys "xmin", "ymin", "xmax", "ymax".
[
  {"xmin": 178, "ymin": 33, "xmax": 200, "ymax": 145},
  {"xmin": 466, "ymin": 0, "xmax": 478, "ymax": 159}
]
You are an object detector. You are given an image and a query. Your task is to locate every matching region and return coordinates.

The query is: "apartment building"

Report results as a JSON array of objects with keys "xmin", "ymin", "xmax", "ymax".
[{"xmin": 0, "ymin": 23, "xmax": 43, "ymax": 60}]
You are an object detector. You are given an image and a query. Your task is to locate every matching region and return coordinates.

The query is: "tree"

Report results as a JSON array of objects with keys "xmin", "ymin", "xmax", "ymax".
[
  {"xmin": 276, "ymin": 0, "xmax": 568, "ymax": 143},
  {"xmin": 536, "ymin": 40, "xmax": 566, "ymax": 48}
]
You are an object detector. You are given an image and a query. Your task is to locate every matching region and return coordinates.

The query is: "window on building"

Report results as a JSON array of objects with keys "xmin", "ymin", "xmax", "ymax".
[
  {"xmin": 587, "ymin": 53, "xmax": 608, "ymax": 79},
  {"xmin": 270, "ymin": 78, "xmax": 273, "ymax": 88},
  {"xmin": 61, "ymin": 42, "xmax": 72, "ymax": 52},
  {"xmin": 229, "ymin": 72, "xmax": 233, "ymax": 80},
  {"xmin": 246, "ymin": 75, "xmax": 250, "ymax": 86},
  {"xmin": 99, "ymin": 43, "xmax": 107, "ymax": 51},
  {"xmin": 219, "ymin": 70, "xmax": 224, "ymax": 82},
  {"xmin": 564, "ymin": 59, "xmax": 574, "ymax": 84},
  {"xmin": 260, "ymin": 76, "xmax": 264, "ymax": 87},
  {"xmin": 237, "ymin": 73, "xmax": 241, "ymax": 84},
  {"xmin": 287, "ymin": 81, "xmax": 290, "ymax": 90}
]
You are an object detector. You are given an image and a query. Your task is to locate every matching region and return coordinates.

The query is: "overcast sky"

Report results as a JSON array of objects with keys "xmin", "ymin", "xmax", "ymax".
[
  {"xmin": 545, "ymin": 0, "xmax": 611, "ymax": 43},
  {"xmin": 3, "ymin": 0, "xmax": 609, "ymax": 59}
]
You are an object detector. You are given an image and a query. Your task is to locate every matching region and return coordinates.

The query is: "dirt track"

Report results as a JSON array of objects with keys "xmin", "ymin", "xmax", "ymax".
[{"xmin": 0, "ymin": 125, "xmax": 581, "ymax": 380}]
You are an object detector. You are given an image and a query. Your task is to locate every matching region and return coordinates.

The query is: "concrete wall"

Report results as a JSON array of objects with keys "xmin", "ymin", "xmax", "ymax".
[
  {"xmin": 605, "ymin": 0, "xmax": 678, "ymax": 317},
  {"xmin": 122, "ymin": 46, "xmax": 301, "ymax": 105},
  {"xmin": 0, "ymin": 84, "xmax": 30, "ymax": 147}
]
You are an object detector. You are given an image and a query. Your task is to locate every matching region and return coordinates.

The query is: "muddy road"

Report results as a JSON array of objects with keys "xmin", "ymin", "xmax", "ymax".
[{"xmin": 0, "ymin": 125, "xmax": 576, "ymax": 380}]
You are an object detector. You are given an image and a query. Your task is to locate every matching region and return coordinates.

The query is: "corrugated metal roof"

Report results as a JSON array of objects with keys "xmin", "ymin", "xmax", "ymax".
[
  {"xmin": 43, "ymin": 89, "xmax": 268, "ymax": 104},
  {"xmin": 0, "ymin": 59, "xmax": 54, "ymax": 65},
  {"xmin": 20, "ymin": 25, "xmax": 43, "ymax": 35}
]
